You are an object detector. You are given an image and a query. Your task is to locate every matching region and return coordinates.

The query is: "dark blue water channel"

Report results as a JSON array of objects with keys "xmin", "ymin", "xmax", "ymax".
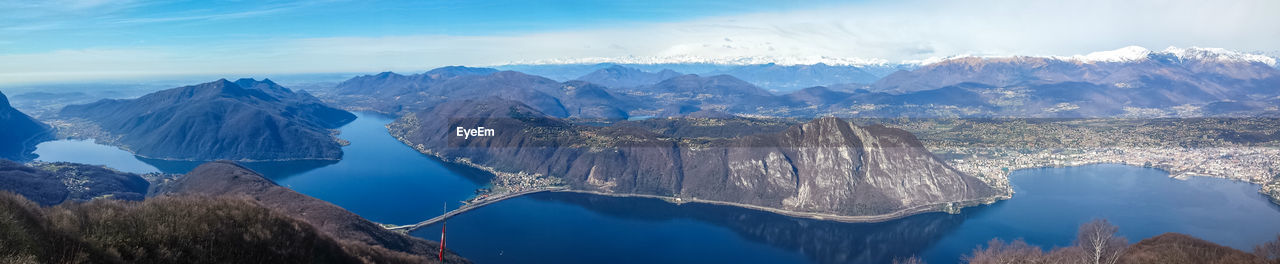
[
  {"xmin": 35, "ymin": 113, "xmax": 489, "ymax": 225},
  {"xmin": 33, "ymin": 114, "xmax": 1280, "ymax": 264}
]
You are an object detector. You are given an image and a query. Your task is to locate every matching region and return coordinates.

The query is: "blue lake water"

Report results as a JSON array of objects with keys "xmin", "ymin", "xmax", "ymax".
[
  {"xmin": 920, "ymin": 165, "xmax": 1280, "ymax": 262},
  {"xmin": 250, "ymin": 113, "xmax": 491, "ymax": 224},
  {"xmin": 34, "ymin": 139, "xmax": 163, "ymax": 174},
  {"xmin": 32, "ymin": 114, "xmax": 1280, "ymax": 264},
  {"xmin": 35, "ymin": 113, "xmax": 488, "ymax": 225}
]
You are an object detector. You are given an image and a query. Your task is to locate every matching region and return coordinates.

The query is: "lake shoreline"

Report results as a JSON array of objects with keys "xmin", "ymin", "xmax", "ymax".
[
  {"xmin": 991, "ymin": 161, "xmax": 1280, "ymax": 206},
  {"xmin": 32, "ymin": 115, "xmax": 1280, "ymax": 264},
  {"xmin": 394, "ymin": 135, "xmax": 1013, "ymax": 224},
  {"xmin": 415, "ymin": 159, "xmax": 1276, "ymax": 226},
  {"xmin": 549, "ymin": 189, "xmax": 1010, "ymax": 224}
]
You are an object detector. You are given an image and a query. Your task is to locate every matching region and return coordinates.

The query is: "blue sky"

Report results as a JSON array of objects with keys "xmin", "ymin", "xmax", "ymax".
[
  {"xmin": 2, "ymin": 0, "xmax": 1278, "ymax": 85},
  {"xmin": 2, "ymin": 0, "xmax": 841, "ymax": 53}
]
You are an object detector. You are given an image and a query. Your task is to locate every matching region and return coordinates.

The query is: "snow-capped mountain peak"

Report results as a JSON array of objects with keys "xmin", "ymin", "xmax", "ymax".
[
  {"xmin": 502, "ymin": 46, "xmax": 1278, "ymax": 68},
  {"xmin": 1160, "ymin": 46, "xmax": 1277, "ymax": 67},
  {"xmin": 1059, "ymin": 46, "xmax": 1152, "ymax": 63},
  {"xmin": 505, "ymin": 55, "xmax": 891, "ymax": 66},
  {"xmin": 900, "ymin": 54, "xmax": 974, "ymax": 66},
  {"xmin": 921, "ymin": 46, "xmax": 1278, "ymax": 67}
]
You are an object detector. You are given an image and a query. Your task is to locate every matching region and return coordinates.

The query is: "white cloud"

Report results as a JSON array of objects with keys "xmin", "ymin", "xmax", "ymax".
[
  {"xmin": 2, "ymin": 0, "xmax": 1278, "ymax": 85},
  {"xmin": 0, "ymin": 0, "xmax": 140, "ymax": 19},
  {"xmin": 107, "ymin": 0, "xmax": 346, "ymax": 25},
  {"xmin": 109, "ymin": 8, "xmax": 290, "ymax": 24},
  {"xmin": 0, "ymin": 0, "xmax": 142, "ymax": 33}
]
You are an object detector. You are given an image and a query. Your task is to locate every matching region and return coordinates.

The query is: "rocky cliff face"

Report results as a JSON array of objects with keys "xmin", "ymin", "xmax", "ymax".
[
  {"xmin": 60, "ymin": 79, "xmax": 355, "ymax": 161},
  {"xmin": 0, "ymin": 91, "xmax": 53, "ymax": 161},
  {"xmin": 686, "ymin": 117, "xmax": 998, "ymax": 216},
  {"xmin": 390, "ymin": 98, "xmax": 1003, "ymax": 218}
]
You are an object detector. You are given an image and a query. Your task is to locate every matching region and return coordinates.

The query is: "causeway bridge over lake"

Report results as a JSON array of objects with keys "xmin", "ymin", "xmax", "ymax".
[{"xmin": 387, "ymin": 187, "xmax": 567, "ymax": 233}]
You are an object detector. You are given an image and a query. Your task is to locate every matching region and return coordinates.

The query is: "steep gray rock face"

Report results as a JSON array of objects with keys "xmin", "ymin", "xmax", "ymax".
[
  {"xmin": 677, "ymin": 117, "xmax": 995, "ymax": 215},
  {"xmin": 60, "ymin": 79, "xmax": 355, "ymax": 161},
  {"xmin": 392, "ymin": 98, "xmax": 1001, "ymax": 218},
  {"xmin": 0, "ymin": 91, "xmax": 53, "ymax": 161}
]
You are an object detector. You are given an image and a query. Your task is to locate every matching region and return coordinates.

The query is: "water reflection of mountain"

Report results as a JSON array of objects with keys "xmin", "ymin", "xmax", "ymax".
[
  {"xmin": 530, "ymin": 192, "xmax": 978, "ymax": 264},
  {"xmin": 137, "ymin": 157, "xmax": 337, "ymax": 180},
  {"xmin": 430, "ymin": 157, "xmax": 496, "ymax": 186}
]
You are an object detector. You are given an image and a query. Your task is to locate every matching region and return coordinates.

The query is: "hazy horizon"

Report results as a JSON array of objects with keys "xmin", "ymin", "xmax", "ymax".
[{"xmin": 3, "ymin": 0, "xmax": 1279, "ymax": 85}]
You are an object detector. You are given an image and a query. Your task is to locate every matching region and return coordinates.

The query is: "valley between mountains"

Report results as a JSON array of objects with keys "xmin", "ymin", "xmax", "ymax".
[
  {"xmin": 10, "ymin": 46, "xmax": 1280, "ymax": 219},
  {"xmin": 4, "ymin": 46, "xmax": 1280, "ymax": 263}
]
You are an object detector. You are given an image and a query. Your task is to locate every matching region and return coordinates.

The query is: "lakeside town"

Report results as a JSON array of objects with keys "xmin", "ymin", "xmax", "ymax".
[{"xmin": 878, "ymin": 118, "xmax": 1280, "ymax": 203}]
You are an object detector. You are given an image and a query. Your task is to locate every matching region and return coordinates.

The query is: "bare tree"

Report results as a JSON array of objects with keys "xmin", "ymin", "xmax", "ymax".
[
  {"xmin": 893, "ymin": 255, "xmax": 926, "ymax": 264},
  {"xmin": 965, "ymin": 238, "xmax": 1046, "ymax": 264},
  {"xmin": 1075, "ymin": 219, "xmax": 1127, "ymax": 264},
  {"xmin": 1042, "ymin": 247, "xmax": 1084, "ymax": 264},
  {"xmin": 1257, "ymin": 234, "xmax": 1280, "ymax": 263}
]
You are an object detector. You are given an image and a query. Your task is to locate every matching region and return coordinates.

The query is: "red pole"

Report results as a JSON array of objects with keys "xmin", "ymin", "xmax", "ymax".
[
  {"xmin": 439, "ymin": 203, "xmax": 447, "ymax": 262},
  {"xmin": 438, "ymin": 221, "xmax": 446, "ymax": 261}
]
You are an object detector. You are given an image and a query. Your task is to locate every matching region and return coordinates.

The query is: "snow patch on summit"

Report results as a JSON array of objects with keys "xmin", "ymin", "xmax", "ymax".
[
  {"xmin": 1058, "ymin": 46, "xmax": 1152, "ymax": 63},
  {"xmin": 1053, "ymin": 46, "xmax": 1276, "ymax": 66},
  {"xmin": 506, "ymin": 46, "xmax": 1278, "ymax": 68},
  {"xmin": 922, "ymin": 46, "xmax": 1279, "ymax": 67},
  {"xmin": 506, "ymin": 55, "xmax": 891, "ymax": 66},
  {"xmin": 1162, "ymin": 46, "xmax": 1278, "ymax": 67}
]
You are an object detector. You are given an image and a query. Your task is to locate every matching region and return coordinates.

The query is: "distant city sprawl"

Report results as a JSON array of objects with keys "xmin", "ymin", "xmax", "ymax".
[{"xmin": 872, "ymin": 118, "xmax": 1280, "ymax": 202}]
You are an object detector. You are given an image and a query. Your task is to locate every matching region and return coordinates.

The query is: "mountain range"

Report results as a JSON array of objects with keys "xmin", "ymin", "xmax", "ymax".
[
  {"xmin": 705, "ymin": 63, "xmax": 885, "ymax": 91},
  {"xmin": 872, "ymin": 46, "xmax": 1280, "ymax": 95},
  {"xmin": 575, "ymin": 65, "xmax": 683, "ymax": 88},
  {"xmin": 0, "ymin": 91, "xmax": 53, "ymax": 161},
  {"xmin": 487, "ymin": 46, "xmax": 1280, "ymax": 118},
  {"xmin": 59, "ymin": 78, "xmax": 356, "ymax": 161},
  {"xmin": 3, "ymin": 45, "xmax": 1278, "ymax": 262},
  {"xmin": 389, "ymin": 98, "xmax": 1004, "ymax": 219},
  {"xmin": 627, "ymin": 74, "xmax": 785, "ymax": 115},
  {"xmin": 853, "ymin": 47, "xmax": 1280, "ymax": 117},
  {"xmin": 351, "ymin": 46, "xmax": 1278, "ymax": 119},
  {"xmin": 501, "ymin": 62, "xmax": 906, "ymax": 92},
  {"xmin": 332, "ymin": 67, "xmax": 637, "ymax": 118}
]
